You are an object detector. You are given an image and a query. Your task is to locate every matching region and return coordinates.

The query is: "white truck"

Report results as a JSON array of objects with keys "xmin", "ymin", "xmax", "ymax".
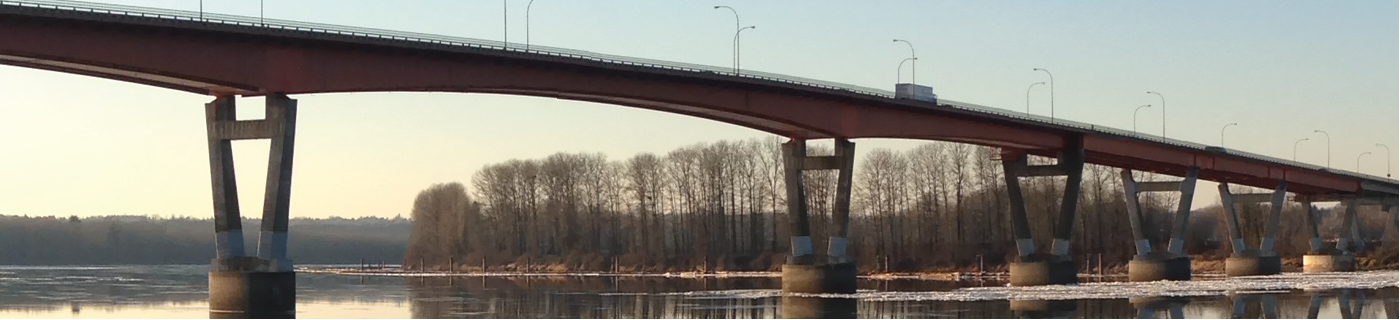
[{"xmin": 895, "ymin": 83, "xmax": 937, "ymax": 104}]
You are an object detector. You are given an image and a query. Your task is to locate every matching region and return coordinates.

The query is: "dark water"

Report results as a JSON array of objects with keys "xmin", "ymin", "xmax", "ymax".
[{"xmin": 0, "ymin": 265, "xmax": 1394, "ymax": 319}]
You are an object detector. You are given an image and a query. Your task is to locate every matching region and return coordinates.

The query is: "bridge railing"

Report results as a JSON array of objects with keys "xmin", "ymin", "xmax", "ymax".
[{"xmin": 0, "ymin": 0, "xmax": 1393, "ymax": 184}]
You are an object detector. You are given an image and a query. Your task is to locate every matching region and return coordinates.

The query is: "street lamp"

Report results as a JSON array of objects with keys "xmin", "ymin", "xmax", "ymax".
[
  {"xmin": 732, "ymin": 26, "xmax": 755, "ymax": 74},
  {"xmin": 1220, "ymin": 122, "xmax": 1238, "ymax": 147},
  {"xmin": 503, "ymin": 0, "xmax": 508, "ymax": 48},
  {"xmin": 1377, "ymin": 143, "xmax": 1392, "ymax": 177},
  {"xmin": 1293, "ymin": 138, "xmax": 1309, "ymax": 162},
  {"xmin": 1147, "ymin": 91, "xmax": 1166, "ymax": 137},
  {"xmin": 1033, "ymin": 68, "xmax": 1055, "ymax": 121},
  {"xmin": 897, "ymin": 57, "xmax": 917, "ymax": 84},
  {"xmin": 1025, "ymin": 82, "xmax": 1045, "ymax": 114},
  {"xmin": 1357, "ymin": 152, "xmax": 1372, "ymax": 172},
  {"xmin": 893, "ymin": 39, "xmax": 916, "ymax": 85},
  {"xmin": 713, "ymin": 6, "xmax": 739, "ymax": 72},
  {"xmin": 526, "ymin": 0, "xmax": 540, "ymax": 50},
  {"xmin": 1133, "ymin": 104, "xmax": 1152, "ymax": 134},
  {"xmin": 1314, "ymin": 130, "xmax": 1331, "ymax": 167}
]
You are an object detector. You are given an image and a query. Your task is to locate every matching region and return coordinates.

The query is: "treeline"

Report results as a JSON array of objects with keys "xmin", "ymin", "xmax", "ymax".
[
  {"xmin": 404, "ymin": 138, "xmax": 1397, "ymax": 272},
  {"xmin": 0, "ymin": 215, "xmax": 410, "ymax": 265}
]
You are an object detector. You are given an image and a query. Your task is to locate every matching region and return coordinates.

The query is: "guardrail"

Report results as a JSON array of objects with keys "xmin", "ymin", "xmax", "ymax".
[{"xmin": 0, "ymin": 0, "xmax": 1393, "ymax": 185}]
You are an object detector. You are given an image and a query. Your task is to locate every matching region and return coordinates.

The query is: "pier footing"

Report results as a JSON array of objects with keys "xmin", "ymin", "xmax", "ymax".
[
  {"xmin": 1127, "ymin": 252, "xmax": 1191, "ymax": 282},
  {"xmin": 209, "ymin": 271, "xmax": 295, "ymax": 318},
  {"xmin": 781, "ymin": 262, "xmax": 857, "ymax": 294}
]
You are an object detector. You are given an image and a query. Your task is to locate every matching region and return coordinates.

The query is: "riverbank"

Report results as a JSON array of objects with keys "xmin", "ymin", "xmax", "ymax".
[{"xmin": 306, "ymin": 254, "xmax": 1396, "ymax": 281}]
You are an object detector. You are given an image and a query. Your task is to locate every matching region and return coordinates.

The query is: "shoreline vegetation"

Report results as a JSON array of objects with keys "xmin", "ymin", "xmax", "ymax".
[{"xmin": 403, "ymin": 138, "xmax": 1398, "ymax": 280}]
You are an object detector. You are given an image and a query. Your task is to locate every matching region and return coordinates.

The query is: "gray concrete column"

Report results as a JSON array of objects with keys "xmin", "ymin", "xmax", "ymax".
[
  {"xmin": 1165, "ymin": 167, "xmax": 1198, "ymax": 255},
  {"xmin": 1001, "ymin": 154, "xmax": 1035, "ymax": 257},
  {"xmin": 826, "ymin": 139, "xmax": 854, "ymax": 260},
  {"xmin": 1337, "ymin": 200, "xmax": 1357, "ymax": 253},
  {"xmin": 781, "ymin": 139, "xmax": 814, "ymax": 263},
  {"xmin": 255, "ymin": 94, "xmax": 296, "ymax": 272},
  {"xmin": 206, "ymin": 96, "xmax": 246, "ymax": 261},
  {"xmin": 1259, "ymin": 181, "xmax": 1288, "ymax": 253},
  {"xmin": 1050, "ymin": 138, "xmax": 1084, "ymax": 257},
  {"xmin": 1119, "ymin": 169, "xmax": 1150, "ymax": 256},
  {"xmin": 1303, "ymin": 201, "xmax": 1323, "ymax": 252},
  {"xmin": 1350, "ymin": 209, "xmax": 1365, "ymax": 254},
  {"xmin": 1218, "ymin": 183, "xmax": 1247, "ymax": 254}
]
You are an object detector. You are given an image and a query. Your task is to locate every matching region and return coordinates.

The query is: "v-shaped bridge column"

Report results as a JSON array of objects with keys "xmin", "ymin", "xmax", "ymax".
[
  {"xmin": 205, "ymin": 94, "xmax": 298, "ymax": 318},
  {"xmin": 780, "ymin": 138, "xmax": 856, "ymax": 294},
  {"xmin": 1003, "ymin": 136, "xmax": 1085, "ymax": 286},
  {"xmin": 1219, "ymin": 181, "xmax": 1286, "ymax": 276},
  {"xmin": 1122, "ymin": 167, "xmax": 1197, "ymax": 282}
]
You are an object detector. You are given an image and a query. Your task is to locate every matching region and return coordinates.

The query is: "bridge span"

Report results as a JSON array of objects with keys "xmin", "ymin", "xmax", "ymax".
[{"xmin": 0, "ymin": 0, "xmax": 1394, "ymax": 316}]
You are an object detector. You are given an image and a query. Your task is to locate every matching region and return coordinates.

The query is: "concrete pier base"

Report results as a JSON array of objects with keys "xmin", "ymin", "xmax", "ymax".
[
  {"xmin": 1008, "ymin": 255, "xmax": 1078, "ymax": 286},
  {"xmin": 209, "ymin": 271, "xmax": 295, "ymax": 318},
  {"xmin": 1127, "ymin": 252, "xmax": 1191, "ymax": 282},
  {"xmin": 780, "ymin": 296, "xmax": 857, "ymax": 319},
  {"xmin": 1225, "ymin": 250, "xmax": 1281, "ymax": 276},
  {"xmin": 781, "ymin": 262, "xmax": 857, "ymax": 294},
  {"xmin": 1302, "ymin": 254, "xmax": 1355, "ymax": 273}
]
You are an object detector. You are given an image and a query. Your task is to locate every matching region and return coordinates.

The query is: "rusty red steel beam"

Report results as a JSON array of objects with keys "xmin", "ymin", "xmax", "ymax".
[{"xmin": 0, "ymin": 8, "xmax": 1384, "ymax": 196}]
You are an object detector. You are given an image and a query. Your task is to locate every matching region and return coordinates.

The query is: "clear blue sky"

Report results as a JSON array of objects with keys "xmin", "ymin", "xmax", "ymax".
[{"xmin": 0, "ymin": 0, "xmax": 1394, "ymax": 218}]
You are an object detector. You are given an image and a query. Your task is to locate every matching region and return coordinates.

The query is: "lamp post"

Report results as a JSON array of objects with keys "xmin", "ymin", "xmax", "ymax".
[
  {"xmin": 199, "ymin": 0, "xmax": 203, "ymax": 19},
  {"xmin": 1358, "ymin": 152, "xmax": 1372, "ymax": 172},
  {"xmin": 713, "ymin": 6, "xmax": 739, "ymax": 72},
  {"xmin": 1133, "ymin": 104, "xmax": 1152, "ymax": 134},
  {"xmin": 503, "ymin": 0, "xmax": 508, "ymax": 48},
  {"xmin": 1314, "ymin": 130, "xmax": 1331, "ymax": 167},
  {"xmin": 1033, "ymin": 68, "xmax": 1055, "ymax": 121},
  {"xmin": 893, "ymin": 39, "xmax": 916, "ymax": 85},
  {"xmin": 732, "ymin": 26, "xmax": 755, "ymax": 74},
  {"xmin": 1025, "ymin": 82, "xmax": 1044, "ymax": 114},
  {"xmin": 1293, "ymin": 138, "xmax": 1309, "ymax": 162},
  {"xmin": 526, "ymin": 0, "xmax": 540, "ymax": 50},
  {"xmin": 897, "ymin": 57, "xmax": 917, "ymax": 84},
  {"xmin": 1220, "ymin": 122, "xmax": 1238, "ymax": 147},
  {"xmin": 1377, "ymin": 143, "xmax": 1392, "ymax": 177},
  {"xmin": 1147, "ymin": 91, "xmax": 1165, "ymax": 137}
]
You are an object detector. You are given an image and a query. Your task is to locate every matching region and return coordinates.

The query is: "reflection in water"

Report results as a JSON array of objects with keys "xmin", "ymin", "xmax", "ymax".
[
  {"xmin": 779, "ymin": 297, "xmax": 856, "ymax": 319},
  {"xmin": 0, "ymin": 266, "xmax": 1397, "ymax": 318},
  {"xmin": 1131, "ymin": 297, "xmax": 1189, "ymax": 319},
  {"xmin": 1227, "ymin": 293, "xmax": 1279, "ymax": 319}
]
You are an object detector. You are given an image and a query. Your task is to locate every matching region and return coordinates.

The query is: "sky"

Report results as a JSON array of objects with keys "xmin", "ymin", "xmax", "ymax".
[{"xmin": 0, "ymin": 0, "xmax": 1394, "ymax": 219}]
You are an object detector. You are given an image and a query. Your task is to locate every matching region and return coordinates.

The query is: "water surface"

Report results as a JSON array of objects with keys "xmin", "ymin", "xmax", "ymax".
[{"xmin": 0, "ymin": 265, "xmax": 1394, "ymax": 318}]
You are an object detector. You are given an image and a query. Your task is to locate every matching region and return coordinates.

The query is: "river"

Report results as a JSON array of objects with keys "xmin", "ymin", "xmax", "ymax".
[{"xmin": 0, "ymin": 265, "xmax": 1393, "ymax": 318}]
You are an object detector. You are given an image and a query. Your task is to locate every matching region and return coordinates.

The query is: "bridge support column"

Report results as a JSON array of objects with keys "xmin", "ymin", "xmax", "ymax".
[
  {"xmin": 1219, "ymin": 182, "xmax": 1286, "ymax": 277},
  {"xmin": 1305, "ymin": 199, "xmax": 1358, "ymax": 273},
  {"xmin": 1002, "ymin": 137, "xmax": 1084, "ymax": 286},
  {"xmin": 1122, "ymin": 167, "xmax": 1197, "ymax": 282},
  {"xmin": 205, "ymin": 95, "xmax": 298, "ymax": 318},
  {"xmin": 780, "ymin": 139, "xmax": 856, "ymax": 294}
]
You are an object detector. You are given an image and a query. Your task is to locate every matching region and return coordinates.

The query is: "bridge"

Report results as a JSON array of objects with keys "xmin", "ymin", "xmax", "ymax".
[{"xmin": 1, "ymin": 0, "xmax": 1394, "ymax": 316}]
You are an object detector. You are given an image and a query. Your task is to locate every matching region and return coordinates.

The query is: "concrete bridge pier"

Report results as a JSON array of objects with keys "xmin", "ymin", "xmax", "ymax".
[
  {"xmin": 1303, "ymin": 199, "xmax": 1359, "ymax": 273},
  {"xmin": 780, "ymin": 139, "xmax": 857, "ymax": 294},
  {"xmin": 1000, "ymin": 138, "xmax": 1085, "ymax": 286},
  {"xmin": 1121, "ymin": 167, "xmax": 1198, "ymax": 282},
  {"xmin": 205, "ymin": 95, "xmax": 298, "ymax": 318},
  {"xmin": 1219, "ymin": 182, "xmax": 1287, "ymax": 276}
]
